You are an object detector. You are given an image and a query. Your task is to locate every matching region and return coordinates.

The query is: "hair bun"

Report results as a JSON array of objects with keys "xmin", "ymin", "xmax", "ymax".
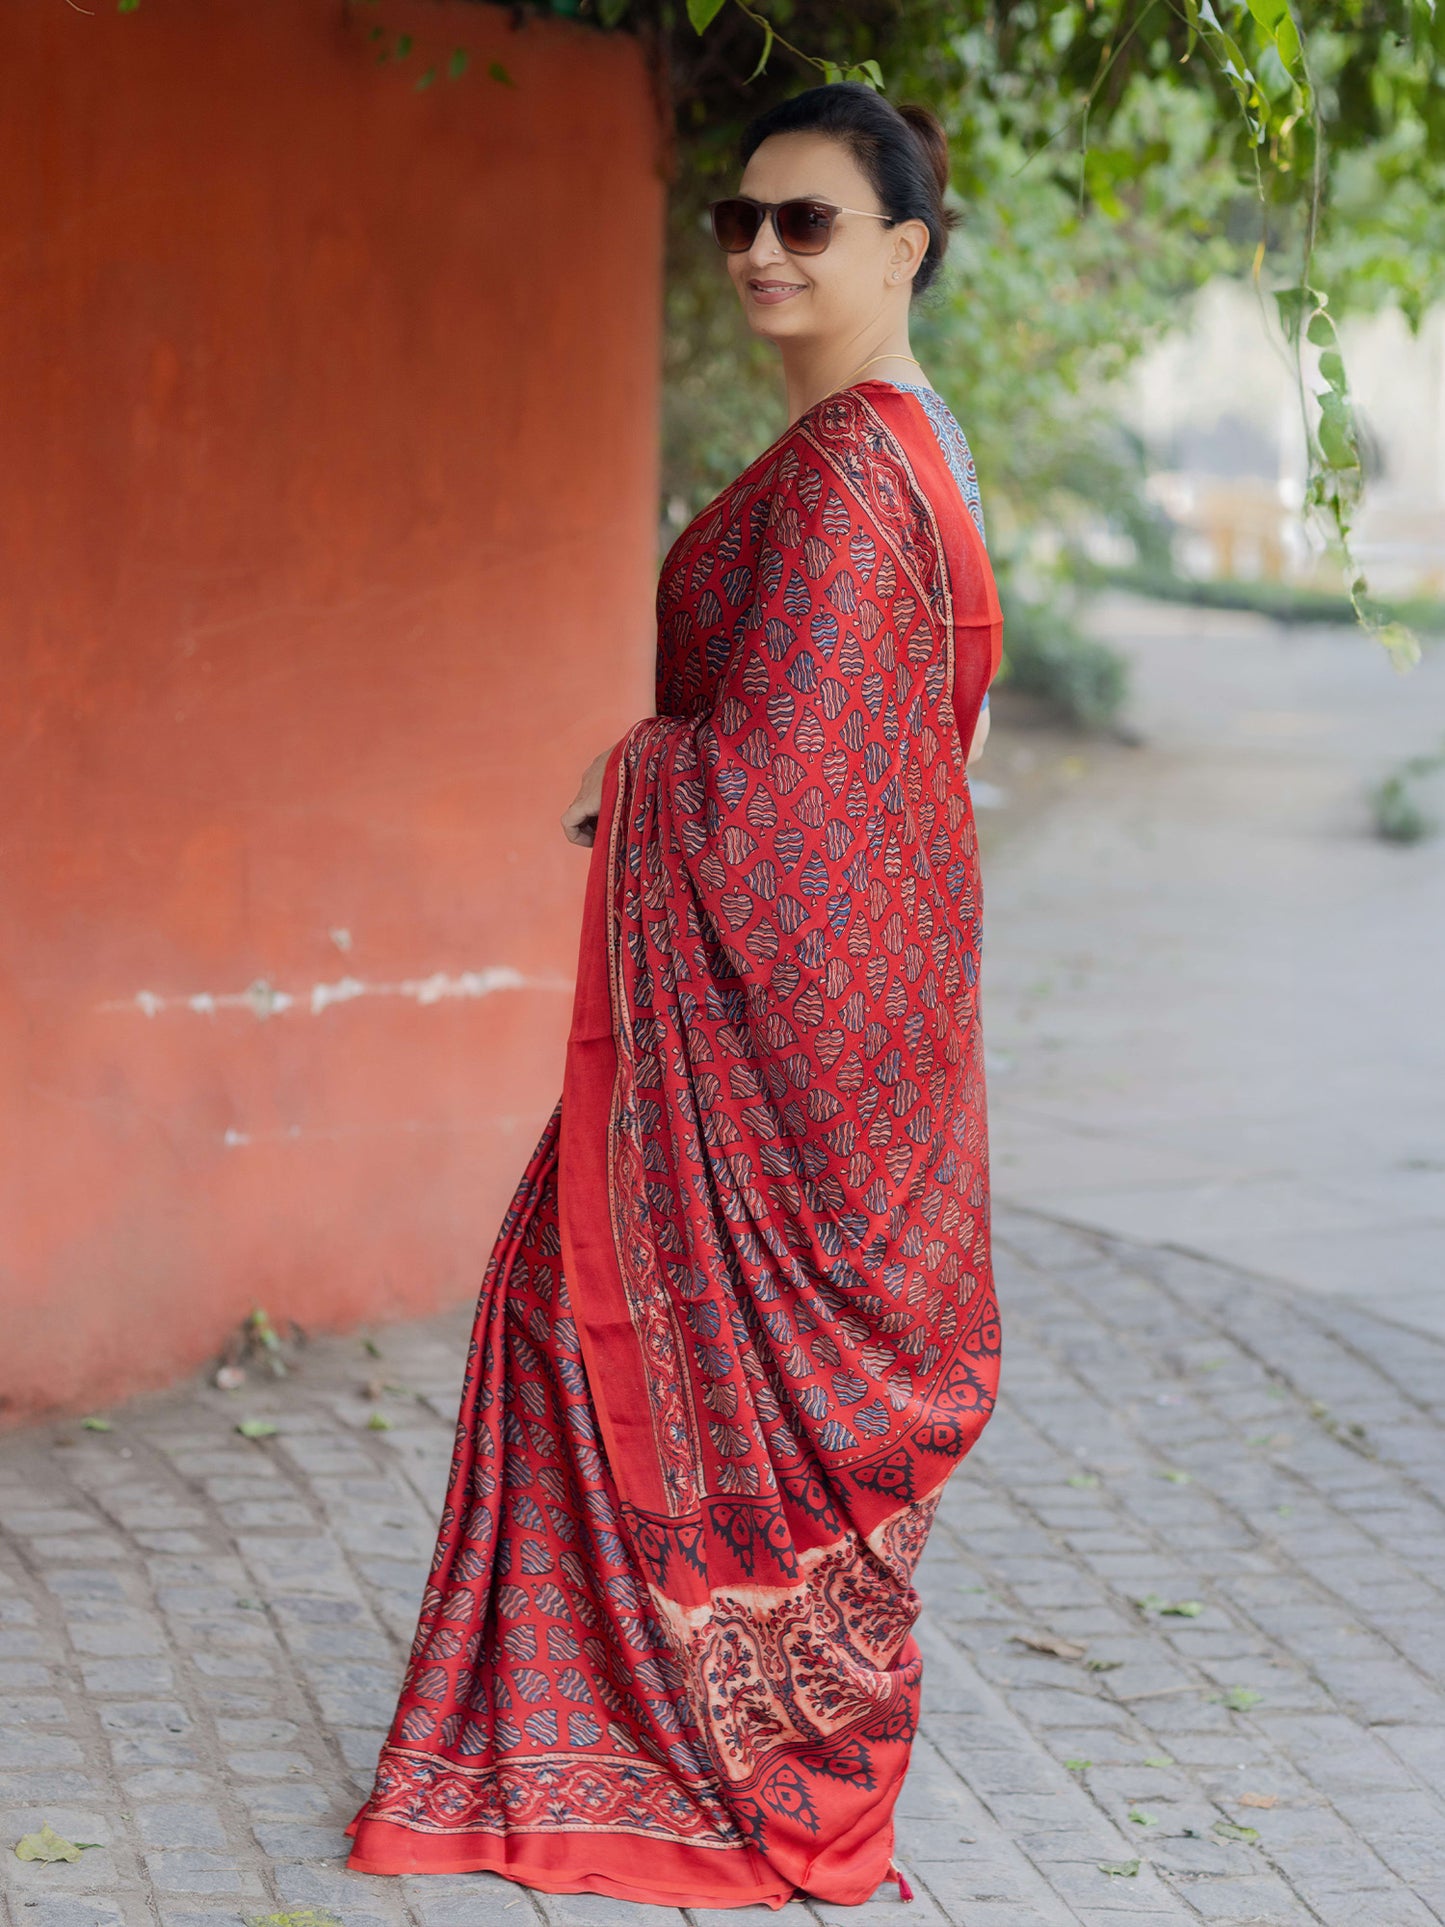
[{"xmin": 897, "ymin": 103, "xmax": 958, "ymax": 227}]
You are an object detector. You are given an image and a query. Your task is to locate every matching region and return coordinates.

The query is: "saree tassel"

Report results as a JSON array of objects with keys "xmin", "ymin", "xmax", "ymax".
[{"xmin": 889, "ymin": 1863, "xmax": 915, "ymax": 1902}]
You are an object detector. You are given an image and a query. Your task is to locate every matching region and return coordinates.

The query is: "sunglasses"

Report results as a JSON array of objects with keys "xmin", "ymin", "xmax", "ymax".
[{"xmin": 708, "ymin": 196, "xmax": 893, "ymax": 257}]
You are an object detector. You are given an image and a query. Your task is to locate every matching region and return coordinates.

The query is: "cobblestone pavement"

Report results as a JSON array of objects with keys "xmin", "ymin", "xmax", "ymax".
[{"xmin": 3, "ymin": 1205, "xmax": 1443, "ymax": 1927}]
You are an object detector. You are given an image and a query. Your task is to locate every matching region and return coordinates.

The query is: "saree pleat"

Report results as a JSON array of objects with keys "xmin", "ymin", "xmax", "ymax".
[{"xmin": 348, "ymin": 381, "xmax": 1004, "ymax": 1905}]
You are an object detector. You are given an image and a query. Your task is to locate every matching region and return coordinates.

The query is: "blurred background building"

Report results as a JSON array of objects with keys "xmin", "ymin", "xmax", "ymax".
[{"xmin": 1122, "ymin": 280, "xmax": 1445, "ymax": 596}]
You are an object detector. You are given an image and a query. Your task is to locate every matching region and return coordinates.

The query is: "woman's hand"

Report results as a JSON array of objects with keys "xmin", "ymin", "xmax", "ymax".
[
  {"xmin": 561, "ymin": 745, "xmax": 617, "ymax": 847},
  {"xmin": 967, "ymin": 703, "xmax": 991, "ymax": 767}
]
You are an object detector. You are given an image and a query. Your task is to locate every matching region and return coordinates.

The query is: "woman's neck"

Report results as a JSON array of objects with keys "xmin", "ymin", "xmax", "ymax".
[{"xmin": 781, "ymin": 335, "xmax": 922, "ymax": 424}]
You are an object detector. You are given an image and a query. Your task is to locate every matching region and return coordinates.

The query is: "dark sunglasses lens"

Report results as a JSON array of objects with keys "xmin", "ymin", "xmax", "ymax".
[
  {"xmin": 711, "ymin": 200, "xmax": 763, "ymax": 252},
  {"xmin": 776, "ymin": 201, "xmax": 835, "ymax": 252}
]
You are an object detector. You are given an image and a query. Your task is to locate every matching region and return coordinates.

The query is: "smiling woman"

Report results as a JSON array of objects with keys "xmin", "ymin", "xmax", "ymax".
[{"xmin": 347, "ymin": 82, "xmax": 1004, "ymax": 1908}]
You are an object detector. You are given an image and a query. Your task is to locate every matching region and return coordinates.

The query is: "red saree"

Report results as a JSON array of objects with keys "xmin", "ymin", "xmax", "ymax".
[{"xmin": 346, "ymin": 380, "xmax": 1004, "ymax": 1906}]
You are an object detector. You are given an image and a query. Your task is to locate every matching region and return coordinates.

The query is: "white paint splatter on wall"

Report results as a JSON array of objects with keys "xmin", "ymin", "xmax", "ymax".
[{"xmin": 100, "ymin": 966, "xmax": 572, "ymax": 1021}]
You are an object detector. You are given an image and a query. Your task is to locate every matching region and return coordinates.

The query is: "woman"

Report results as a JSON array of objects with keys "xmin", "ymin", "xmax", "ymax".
[{"xmin": 347, "ymin": 81, "xmax": 1003, "ymax": 1908}]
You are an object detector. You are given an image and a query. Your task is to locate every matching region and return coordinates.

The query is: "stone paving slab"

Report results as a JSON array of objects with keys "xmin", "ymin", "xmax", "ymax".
[{"xmin": 1, "ymin": 1204, "xmax": 1442, "ymax": 1925}]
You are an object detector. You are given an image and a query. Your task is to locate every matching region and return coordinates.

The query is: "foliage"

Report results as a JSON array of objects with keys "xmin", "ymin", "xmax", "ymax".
[
  {"xmin": 1097, "ymin": 565, "xmax": 1445, "ymax": 632},
  {"xmin": 994, "ymin": 585, "xmax": 1132, "ymax": 731},
  {"xmin": 1371, "ymin": 740, "xmax": 1445, "ymax": 843}
]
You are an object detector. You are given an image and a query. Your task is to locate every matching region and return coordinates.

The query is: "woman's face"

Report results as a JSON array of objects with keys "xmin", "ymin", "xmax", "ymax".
[{"xmin": 726, "ymin": 130, "xmax": 927, "ymax": 349}]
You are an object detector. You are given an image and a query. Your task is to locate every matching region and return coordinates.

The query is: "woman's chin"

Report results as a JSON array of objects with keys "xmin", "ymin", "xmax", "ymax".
[{"xmin": 745, "ymin": 311, "xmax": 810, "ymax": 346}]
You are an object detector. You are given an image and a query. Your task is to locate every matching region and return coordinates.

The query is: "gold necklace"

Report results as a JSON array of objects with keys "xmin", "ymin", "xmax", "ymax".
[{"xmin": 845, "ymin": 349, "xmax": 926, "ymax": 385}]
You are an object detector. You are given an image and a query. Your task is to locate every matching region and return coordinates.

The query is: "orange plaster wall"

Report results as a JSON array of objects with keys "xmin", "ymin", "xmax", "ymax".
[{"xmin": 0, "ymin": 0, "xmax": 664, "ymax": 1421}]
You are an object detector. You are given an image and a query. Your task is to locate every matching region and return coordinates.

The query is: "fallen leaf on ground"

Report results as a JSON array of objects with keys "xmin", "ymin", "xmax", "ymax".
[
  {"xmin": 244, "ymin": 1912, "xmax": 343, "ymax": 1927},
  {"xmin": 366, "ymin": 1411, "xmax": 393, "ymax": 1431},
  {"xmin": 1098, "ymin": 1858, "xmax": 1140, "ymax": 1876},
  {"xmin": 1067, "ymin": 1472, "xmax": 1100, "ymax": 1488},
  {"xmin": 1158, "ymin": 1468, "xmax": 1192, "ymax": 1484},
  {"xmin": 1128, "ymin": 1807, "xmax": 1158, "ymax": 1826},
  {"xmin": 1142, "ymin": 1754, "xmax": 1175, "ymax": 1768},
  {"xmin": 1212, "ymin": 1819, "xmax": 1261, "ymax": 1842},
  {"xmin": 1086, "ymin": 1657, "xmax": 1123, "ymax": 1672},
  {"xmin": 235, "ymin": 1418, "xmax": 278, "ymax": 1439},
  {"xmin": 1215, "ymin": 1685, "xmax": 1264, "ymax": 1711},
  {"xmin": 1135, "ymin": 1593, "xmax": 1204, "ymax": 1618},
  {"xmin": 80, "ymin": 1416, "xmax": 112, "ymax": 1432},
  {"xmin": 1012, "ymin": 1631, "xmax": 1087, "ymax": 1660},
  {"xmin": 14, "ymin": 1824, "xmax": 99, "ymax": 1862},
  {"xmin": 1237, "ymin": 1792, "xmax": 1278, "ymax": 1809},
  {"xmin": 1064, "ymin": 1758, "xmax": 1091, "ymax": 1772}
]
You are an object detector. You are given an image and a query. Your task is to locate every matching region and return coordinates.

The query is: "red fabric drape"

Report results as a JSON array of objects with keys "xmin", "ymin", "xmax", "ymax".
[{"xmin": 347, "ymin": 382, "xmax": 1003, "ymax": 1905}]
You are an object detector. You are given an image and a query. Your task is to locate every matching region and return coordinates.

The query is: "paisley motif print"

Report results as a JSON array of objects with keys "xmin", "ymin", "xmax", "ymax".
[{"xmin": 347, "ymin": 381, "xmax": 1004, "ymax": 1909}]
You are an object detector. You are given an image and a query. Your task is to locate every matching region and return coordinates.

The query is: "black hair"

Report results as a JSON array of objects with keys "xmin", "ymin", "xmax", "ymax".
[{"xmin": 737, "ymin": 82, "xmax": 958, "ymax": 297}]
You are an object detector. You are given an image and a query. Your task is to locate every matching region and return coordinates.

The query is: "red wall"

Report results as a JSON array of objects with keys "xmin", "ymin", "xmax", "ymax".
[{"xmin": 0, "ymin": 0, "xmax": 664, "ymax": 1420}]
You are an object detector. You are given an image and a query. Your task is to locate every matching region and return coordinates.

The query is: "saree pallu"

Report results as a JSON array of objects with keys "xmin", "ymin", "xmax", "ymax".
[{"xmin": 347, "ymin": 380, "xmax": 1004, "ymax": 1906}]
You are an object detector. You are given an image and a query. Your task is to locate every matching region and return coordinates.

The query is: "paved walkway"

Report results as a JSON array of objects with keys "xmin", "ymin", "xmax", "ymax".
[
  {"xmin": 977, "ymin": 596, "xmax": 1445, "ymax": 1339},
  {"xmin": 4, "ymin": 1203, "xmax": 1444, "ymax": 1927}
]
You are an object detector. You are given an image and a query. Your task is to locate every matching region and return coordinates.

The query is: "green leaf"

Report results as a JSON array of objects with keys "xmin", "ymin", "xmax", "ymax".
[
  {"xmin": 447, "ymin": 48, "xmax": 469, "ymax": 81},
  {"xmin": 1275, "ymin": 287, "xmax": 1311, "ymax": 344},
  {"xmin": 488, "ymin": 60, "xmax": 513, "ymax": 86},
  {"xmin": 236, "ymin": 1417, "xmax": 278, "ymax": 1439},
  {"xmin": 1143, "ymin": 1754, "xmax": 1175, "ymax": 1767},
  {"xmin": 746, "ymin": 24, "xmax": 774, "ymax": 82},
  {"xmin": 1318, "ymin": 349, "xmax": 1346, "ymax": 391},
  {"xmin": 597, "ymin": 0, "xmax": 629, "ymax": 22},
  {"xmin": 14, "ymin": 1824, "xmax": 93, "ymax": 1862},
  {"xmin": 1159, "ymin": 1468, "xmax": 1191, "ymax": 1484},
  {"xmin": 1099, "ymin": 1858, "xmax": 1140, "ymax": 1876},
  {"xmin": 1067, "ymin": 1472, "xmax": 1099, "ymax": 1488},
  {"xmin": 686, "ymin": 0, "xmax": 727, "ymax": 33},
  {"xmin": 1086, "ymin": 1657, "xmax": 1123, "ymax": 1671},
  {"xmin": 1212, "ymin": 1819, "xmax": 1261, "ymax": 1842},
  {"xmin": 1064, "ymin": 1757, "xmax": 1092, "ymax": 1772},
  {"xmin": 851, "ymin": 59, "xmax": 885, "ymax": 90},
  {"xmin": 1129, "ymin": 1806, "xmax": 1159, "ymax": 1826},
  {"xmin": 395, "ymin": 33, "xmax": 412, "ymax": 57},
  {"xmin": 1137, "ymin": 1593, "xmax": 1204, "ymax": 1617},
  {"xmin": 362, "ymin": 1337, "xmax": 382, "ymax": 1358},
  {"xmin": 1317, "ymin": 392, "xmax": 1360, "ymax": 470},
  {"xmin": 1273, "ymin": 13, "xmax": 1302, "ymax": 71},
  {"xmin": 1306, "ymin": 309, "xmax": 1336, "ymax": 348},
  {"xmin": 117, "ymin": 0, "xmax": 140, "ymax": 12},
  {"xmin": 81, "ymin": 1416, "xmax": 112, "ymax": 1432},
  {"xmin": 1246, "ymin": 0, "xmax": 1288, "ymax": 31},
  {"xmin": 415, "ymin": 66, "xmax": 437, "ymax": 90},
  {"xmin": 1217, "ymin": 1684, "xmax": 1264, "ymax": 1710},
  {"xmin": 244, "ymin": 1912, "xmax": 344, "ymax": 1927},
  {"xmin": 366, "ymin": 1411, "xmax": 393, "ymax": 1431}
]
